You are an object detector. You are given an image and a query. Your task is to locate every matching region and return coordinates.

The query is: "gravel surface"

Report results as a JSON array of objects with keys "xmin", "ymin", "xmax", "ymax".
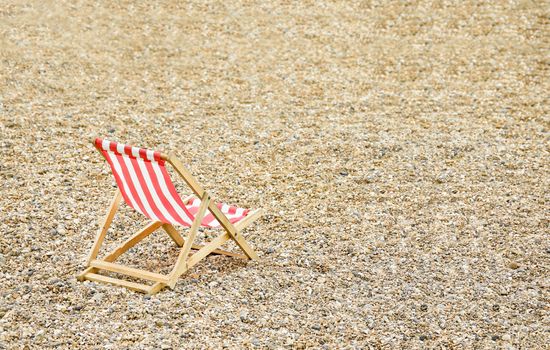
[{"xmin": 1, "ymin": 1, "xmax": 548, "ymax": 349}]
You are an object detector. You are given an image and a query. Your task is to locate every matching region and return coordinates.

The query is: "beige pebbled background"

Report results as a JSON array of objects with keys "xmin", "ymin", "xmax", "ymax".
[{"xmin": 0, "ymin": 1, "xmax": 548, "ymax": 349}]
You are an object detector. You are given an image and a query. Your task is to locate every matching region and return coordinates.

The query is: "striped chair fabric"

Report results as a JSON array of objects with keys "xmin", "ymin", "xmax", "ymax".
[{"xmin": 95, "ymin": 138, "xmax": 250, "ymax": 228}]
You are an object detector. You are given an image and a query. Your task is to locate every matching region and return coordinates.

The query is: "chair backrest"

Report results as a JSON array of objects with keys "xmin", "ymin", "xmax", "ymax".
[{"xmin": 94, "ymin": 138, "xmax": 194, "ymax": 226}]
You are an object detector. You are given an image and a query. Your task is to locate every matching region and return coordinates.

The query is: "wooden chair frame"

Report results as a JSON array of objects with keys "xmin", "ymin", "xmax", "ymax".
[{"xmin": 77, "ymin": 149, "xmax": 262, "ymax": 295}]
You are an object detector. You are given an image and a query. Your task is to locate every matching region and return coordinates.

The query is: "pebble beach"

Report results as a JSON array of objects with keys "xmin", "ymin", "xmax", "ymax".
[{"xmin": 0, "ymin": 1, "xmax": 548, "ymax": 348}]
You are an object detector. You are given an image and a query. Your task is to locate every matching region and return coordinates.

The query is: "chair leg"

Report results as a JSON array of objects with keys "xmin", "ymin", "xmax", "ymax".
[
  {"xmin": 191, "ymin": 243, "xmax": 247, "ymax": 259},
  {"xmin": 103, "ymin": 221, "xmax": 163, "ymax": 262},
  {"xmin": 187, "ymin": 232, "xmax": 232, "ymax": 268},
  {"xmin": 162, "ymin": 224, "xmax": 184, "ymax": 247},
  {"xmin": 167, "ymin": 231, "xmax": 236, "ymax": 288},
  {"xmin": 230, "ymin": 209, "xmax": 263, "ymax": 260},
  {"xmin": 76, "ymin": 266, "xmax": 97, "ymax": 281},
  {"xmin": 148, "ymin": 282, "xmax": 165, "ymax": 295},
  {"xmin": 232, "ymin": 235, "xmax": 259, "ymax": 260},
  {"xmin": 86, "ymin": 190, "xmax": 122, "ymax": 265},
  {"xmin": 77, "ymin": 221, "xmax": 166, "ymax": 292},
  {"xmin": 163, "ymin": 224, "xmax": 246, "ymax": 257},
  {"xmin": 167, "ymin": 192, "xmax": 211, "ymax": 288}
]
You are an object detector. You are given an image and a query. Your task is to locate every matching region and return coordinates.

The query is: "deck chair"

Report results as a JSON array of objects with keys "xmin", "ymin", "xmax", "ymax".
[{"xmin": 77, "ymin": 138, "xmax": 262, "ymax": 294}]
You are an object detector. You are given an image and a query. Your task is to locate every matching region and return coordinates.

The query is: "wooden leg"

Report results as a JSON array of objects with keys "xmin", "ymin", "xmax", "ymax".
[
  {"xmin": 84, "ymin": 272, "xmax": 151, "ymax": 293},
  {"xmin": 86, "ymin": 190, "xmax": 122, "ymax": 265},
  {"xmin": 78, "ymin": 221, "xmax": 164, "ymax": 286},
  {"xmin": 76, "ymin": 266, "xmax": 97, "ymax": 281},
  {"xmin": 89, "ymin": 260, "xmax": 169, "ymax": 283},
  {"xmin": 147, "ymin": 282, "xmax": 165, "ymax": 295},
  {"xmin": 232, "ymin": 235, "xmax": 259, "ymax": 260},
  {"xmin": 187, "ymin": 232, "xmax": 231, "ymax": 268},
  {"xmin": 191, "ymin": 243, "xmax": 246, "ymax": 259},
  {"xmin": 230, "ymin": 209, "xmax": 263, "ymax": 260},
  {"xmin": 103, "ymin": 221, "xmax": 163, "ymax": 262},
  {"xmin": 162, "ymin": 224, "xmax": 184, "ymax": 247},
  {"xmin": 164, "ymin": 223, "xmax": 244, "ymax": 257},
  {"xmin": 161, "ymin": 195, "xmax": 194, "ymax": 248},
  {"xmin": 234, "ymin": 209, "xmax": 263, "ymax": 232},
  {"xmin": 167, "ymin": 192, "xmax": 210, "ymax": 288}
]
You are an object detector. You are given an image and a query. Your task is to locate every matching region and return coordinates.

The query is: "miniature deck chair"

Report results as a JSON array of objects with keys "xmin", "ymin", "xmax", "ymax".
[{"xmin": 77, "ymin": 138, "xmax": 262, "ymax": 294}]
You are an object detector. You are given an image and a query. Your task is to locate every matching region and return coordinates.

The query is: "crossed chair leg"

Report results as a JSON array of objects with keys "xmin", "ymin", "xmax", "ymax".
[{"xmin": 77, "ymin": 191, "xmax": 262, "ymax": 295}]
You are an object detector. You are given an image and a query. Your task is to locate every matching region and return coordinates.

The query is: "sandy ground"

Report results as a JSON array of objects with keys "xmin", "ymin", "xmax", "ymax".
[{"xmin": 0, "ymin": 1, "xmax": 548, "ymax": 349}]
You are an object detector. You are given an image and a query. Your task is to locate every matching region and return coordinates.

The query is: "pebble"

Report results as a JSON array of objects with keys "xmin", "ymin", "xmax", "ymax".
[{"xmin": 91, "ymin": 293, "xmax": 104, "ymax": 303}]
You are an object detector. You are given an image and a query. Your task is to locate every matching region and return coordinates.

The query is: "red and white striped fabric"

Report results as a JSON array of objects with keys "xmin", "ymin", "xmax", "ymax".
[
  {"xmin": 95, "ymin": 138, "xmax": 250, "ymax": 228},
  {"xmin": 186, "ymin": 198, "xmax": 250, "ymax": 228}
]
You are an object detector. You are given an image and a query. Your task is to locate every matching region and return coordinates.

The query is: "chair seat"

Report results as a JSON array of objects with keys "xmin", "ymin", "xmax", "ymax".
[{"xmin": 184, "ymin": 197, "xmax": 251, "ymax": 228}]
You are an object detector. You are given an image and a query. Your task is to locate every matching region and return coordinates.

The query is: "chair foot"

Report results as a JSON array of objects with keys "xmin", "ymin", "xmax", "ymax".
[
  {"xmin": 76, "ymin": 267, "xmax": 97, "ymax": 281},
  {"xmin": 80, "ymin": 271, "xmax": 151, "ymax": 293},
  {"xmin": 147, "ymin": 282, "xmax": 165, "ymax": 295}
]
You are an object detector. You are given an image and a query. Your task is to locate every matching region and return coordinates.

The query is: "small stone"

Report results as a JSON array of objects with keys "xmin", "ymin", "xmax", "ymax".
[
  {"xmin": 339, "ymin": 171, "xmax": 348, "ymax": 176},
  {"xmin": 365, "ymin": 175, "xmax": 376, "ymax": 183},
  {"xmin": 420, "ymin": 304, "xmax": 428, "ymax": 312},
  {"xmin": 312, "ymin": 324, "xmax": 321, "ymax": 331},
  {"xmin": 419, "ymin": 335, "xmax": 428, "ymax": 341},
  {"xmin": 92, "ymin": 293, "xmax": 104, "ymax": 303},
  {"xmin": 508, "ymin": 262, "xmax": 520, "ymax": 270},
  {"xmin": 492, "ymin": 335, "xmax": 500, "ymax": 341},
  {"xmin": 502, "ymin": 334, "xmax": 511, "ymax": 341}
]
